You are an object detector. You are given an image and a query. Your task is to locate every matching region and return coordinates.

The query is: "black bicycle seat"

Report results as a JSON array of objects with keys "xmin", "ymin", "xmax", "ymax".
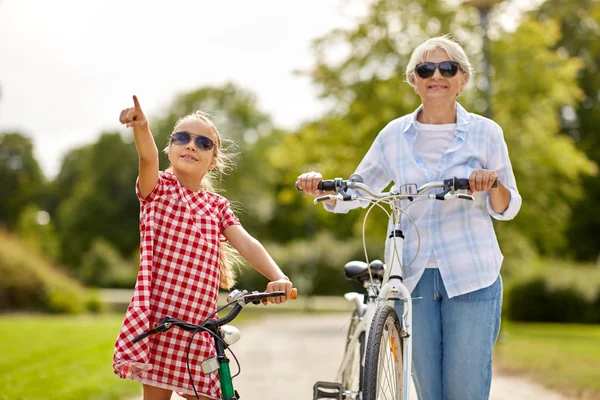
[{"xmin": 344, "ymin": 260, "xmax": 385, "ymax": 282}]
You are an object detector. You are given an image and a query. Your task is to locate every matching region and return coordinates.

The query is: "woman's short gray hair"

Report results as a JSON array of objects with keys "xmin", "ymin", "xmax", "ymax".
[{"xmin": 405, "ymin": 35, "xmax": 473, "ymax": 87}]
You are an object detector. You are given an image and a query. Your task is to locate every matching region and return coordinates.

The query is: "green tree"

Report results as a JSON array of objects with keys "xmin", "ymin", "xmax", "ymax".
[
  {"xmin": 45, "ymin": 147, "xmax": 91, "ymax": 218},
  {"xmin": 491, "ymin": 18, "xmax": 595, "ymax": 255},
  {"xmin": 535, "ymin": 0, "xmax": 600, "ymax": 260},
  {"xmin": 15, "ymin": 204, "xmax": 59, "ymax": 262},
  {"xmin": 0, "ymin": 132, "xmax": 45, "ymax": 229},
  {"xmin": 54, "ymin": 132, "xmax": 140, "ymax": 269}
]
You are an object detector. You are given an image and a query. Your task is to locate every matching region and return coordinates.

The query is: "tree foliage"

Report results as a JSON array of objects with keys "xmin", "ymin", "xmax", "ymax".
[
  {"xmin": 490, "ymin": 18, "xmax": 595, "ymax": 254},
  {"xmin": 0, "ymin": 132, "xmax": 44, "ymax": 229},
  {"xmin": 535, "ymin": 0, "xmax": 600, "ymax": 260},
  {"xmin": 54, "ymin": 132, "xmax": 140, "ymax": 268}
]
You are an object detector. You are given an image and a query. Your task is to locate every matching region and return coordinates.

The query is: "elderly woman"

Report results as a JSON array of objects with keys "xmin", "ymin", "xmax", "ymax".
[{"xmin": 296, "ymin": 35, "xmax": 521, "ymax": 400}]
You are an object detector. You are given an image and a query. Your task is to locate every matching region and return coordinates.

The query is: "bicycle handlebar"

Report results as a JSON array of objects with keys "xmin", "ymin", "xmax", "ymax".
[
  {"xmin": 298, "ymin": 175, "xmax": 498, "ymax": 203},
  {"xmin": 132, "ymin": 288, "xmax": 298, "ymax": 343}
]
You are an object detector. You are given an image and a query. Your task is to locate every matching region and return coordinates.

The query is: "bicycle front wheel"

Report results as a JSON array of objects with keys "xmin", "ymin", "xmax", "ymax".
[
  {"xmin": 362, "ymin": 305, "xmax": 405, "ymax": 400},
  {"xmin": 340, "ymin": 310, "xmax": 365, "ymax": 395}
]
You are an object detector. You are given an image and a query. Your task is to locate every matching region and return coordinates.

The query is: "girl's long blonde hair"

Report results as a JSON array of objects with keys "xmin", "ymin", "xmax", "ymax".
[{"xmin": 165, "ymin": 110, "xmax": 242, "ymax": 289}]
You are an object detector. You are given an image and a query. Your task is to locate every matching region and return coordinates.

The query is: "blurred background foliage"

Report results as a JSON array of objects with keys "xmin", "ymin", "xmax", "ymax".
[{"xmin": 1, "ymin": 0, "xmax": 599, "ymax": 322}]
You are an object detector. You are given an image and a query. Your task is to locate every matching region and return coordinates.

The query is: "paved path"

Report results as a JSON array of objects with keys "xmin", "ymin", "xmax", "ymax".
[{"xmin": 130, "ymin": 313, "xmax": 574, "ymax": 400}]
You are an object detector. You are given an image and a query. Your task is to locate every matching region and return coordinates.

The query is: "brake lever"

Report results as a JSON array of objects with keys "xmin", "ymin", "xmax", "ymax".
[
  {"xmin": 132, "ymin": 319, "xmax": 173, "ymax": 343},
  {"xmin": 314, "ymin": 195, "xmax": 331, "ymax": 204},
  {"xmin": 314, "ymin": 194, "xmax": 344, "ymax": 204},
  {"xmin": 444, "ymin": 193, "xmax": 474, "ymax": 201},
  {"xmin": 456, "ymin": 194, "xmax": 474, "ymax": 201}
]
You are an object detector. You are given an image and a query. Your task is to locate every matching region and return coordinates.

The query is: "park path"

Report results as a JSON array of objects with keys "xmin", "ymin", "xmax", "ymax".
[{"xmin": 129, "ymin": 313, "xmax": 574, "ymax": 400}]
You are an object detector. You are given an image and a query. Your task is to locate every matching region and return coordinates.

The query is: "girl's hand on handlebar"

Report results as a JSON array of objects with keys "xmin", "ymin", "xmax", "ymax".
[
  {"xmin": 468, "ymin": 169, "xmax": 499, "ymax": 194},
  {"xmin": 296, "ymin": 172, "xmax": 335, "ymax": 197},
  {"xmin": 265, "ymin": 278, "xmax": 293, "ymax": 304}
]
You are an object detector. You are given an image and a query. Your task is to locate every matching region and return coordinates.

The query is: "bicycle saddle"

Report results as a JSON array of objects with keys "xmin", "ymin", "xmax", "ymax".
[{"xmin": 344, "ymin": 260, "xmax": 385, "ymax": 282}]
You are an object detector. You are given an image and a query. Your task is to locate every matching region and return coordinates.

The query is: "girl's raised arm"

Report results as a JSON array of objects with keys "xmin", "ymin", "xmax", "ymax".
[{"xmin": 119, "ymin": 95, "xmax": 159, "ymax": 198}]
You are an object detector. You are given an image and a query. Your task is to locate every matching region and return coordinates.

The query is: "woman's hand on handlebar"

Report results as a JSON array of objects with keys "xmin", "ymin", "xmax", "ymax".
[
  {"xmin": 468, "ymin": 169, "xmax": 499, "ymax": 194},
  {"xmin": 296, "ymin": 172, "xmax": 335, "ymax": 197}
]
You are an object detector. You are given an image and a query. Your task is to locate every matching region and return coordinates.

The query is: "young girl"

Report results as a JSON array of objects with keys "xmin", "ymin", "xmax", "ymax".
[{"xmin": 113, "ymin": 95, "xmax": 293, "ymax": 400}]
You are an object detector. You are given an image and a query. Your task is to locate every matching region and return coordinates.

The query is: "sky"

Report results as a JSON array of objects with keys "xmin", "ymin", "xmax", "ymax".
[
  {"xmin": 0, "ymin": 0, "xmax": 543, "ymax": 179},
  {"xmin": 0, "ymin": 0, "xmax": 365, "ymax": 178}
]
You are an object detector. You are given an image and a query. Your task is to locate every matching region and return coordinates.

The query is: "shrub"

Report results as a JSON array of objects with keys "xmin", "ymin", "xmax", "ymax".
[
  {"xmin": 495, "ymin": 225, "xmax": 538, "ymax": 279},
  {"xmin": 0, "ymin": 230, "xmax": 95, "ymax": 313},
  {"xmin": 591, "ymin": 288, "xmax": 600, "ymax": 323},
  {"xmin": 79, "ymin": 239, "xmax": 137, "ymax": 288},
  {"xmin": 506, "ymin": 277, "xmax": 595, "ymax": 323}
]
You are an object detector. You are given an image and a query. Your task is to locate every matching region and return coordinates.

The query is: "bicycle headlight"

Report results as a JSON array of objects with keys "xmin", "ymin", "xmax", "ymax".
[{"xmin": 221, "ymin": 324, "xmax": 241, "ymax": 346}]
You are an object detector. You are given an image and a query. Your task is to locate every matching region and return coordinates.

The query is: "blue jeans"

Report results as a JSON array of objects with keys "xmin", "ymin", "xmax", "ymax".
[{"xmin": 394, "ymin": 269, "xmax": 502, "ymax": 400}]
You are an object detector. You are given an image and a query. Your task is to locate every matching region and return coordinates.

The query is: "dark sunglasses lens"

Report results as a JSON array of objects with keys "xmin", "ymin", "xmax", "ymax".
[
  {"xmin": 171, "ymin": 131, "xmax": 191, "ymax": 145},
  {"xmin": 416, "ymin": 63, "xmax": 436, "ymax": 78},
  {"xmin": 195, "ymin": 136, "xmax": 215, "ymax": 151},
  {"xmin": 439, "ymin": 61, "xmax": 459, "ymax": 77}
]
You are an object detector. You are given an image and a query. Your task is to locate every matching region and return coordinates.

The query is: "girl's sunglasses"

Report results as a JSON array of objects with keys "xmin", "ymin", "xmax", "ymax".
[
  {"xmin": 170, "ymin": 131, "xmax": 215, "ymax": 151},
  {"xmin": 415, "ymin": 61, "xmax": 461, "ymax": 79}
]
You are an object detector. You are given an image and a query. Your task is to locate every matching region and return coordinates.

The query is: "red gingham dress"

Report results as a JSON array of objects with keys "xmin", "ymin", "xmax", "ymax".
[{"xmin": 113, "ymin": 171, "xmax": 240, "ymax": 399}]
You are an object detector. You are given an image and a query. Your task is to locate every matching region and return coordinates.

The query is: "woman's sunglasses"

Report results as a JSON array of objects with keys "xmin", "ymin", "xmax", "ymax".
[
  {"xmin": 170, "ymin": 131, "xmax": 215, "ymax": 151},
  {"xmin": 415, "ymin": 61, "xmax": 461, "ymax": 79}
]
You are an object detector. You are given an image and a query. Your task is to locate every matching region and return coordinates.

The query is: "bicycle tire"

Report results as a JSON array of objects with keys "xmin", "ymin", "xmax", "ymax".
[
  {"xmin": 340, "ymin": 310, "xmax": 365, "ymax": 395},
  {"xmin": 362, "ymin": 305, "xmax": 405, "ymax": 400}
]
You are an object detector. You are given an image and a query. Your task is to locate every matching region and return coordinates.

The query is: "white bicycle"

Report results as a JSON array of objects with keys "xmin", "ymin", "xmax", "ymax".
[{"xmin": 308, "ymin": 174, "xmax": 496, "ymax": 400}]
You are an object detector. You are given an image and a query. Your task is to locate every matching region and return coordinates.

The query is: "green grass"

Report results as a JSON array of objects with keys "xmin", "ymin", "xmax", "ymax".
[
  {"xmin": 0, "ymin": 312, "xmax": 257, "ymax": 400},
  {"xmin": 495, "ymin": 322, "xmax": 600, "ymax": 399},
  {"xmin": 0, "ymin": 314, "xmax": 139, "ymax": 400}
]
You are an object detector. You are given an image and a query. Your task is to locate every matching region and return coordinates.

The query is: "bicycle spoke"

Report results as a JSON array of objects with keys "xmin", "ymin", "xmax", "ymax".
[
  {"xmin": 376, "ymin": 317, "xmax": 401, "ymax": 399},
  {"xmin": 341, "ymin": 311, "xmax": 364, "ymax": 396}
]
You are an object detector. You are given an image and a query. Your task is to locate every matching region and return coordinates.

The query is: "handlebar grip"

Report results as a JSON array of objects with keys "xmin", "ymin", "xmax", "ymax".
[
  {"xmin": 273, "ymin": 287, "xmax": 297, "ymax": 301},
  {"xmin": 295, "ymin": 180, "xmax": 335, "ymax": 191},
  {"xmin": 317, "ymin": 180, "xmax": 337, "ymax": 191},
  {"xmin": 453, "ymin": 178, "xmax": 470, "ymax": 190},
  {"xmin": 454, "ymin": 178, "xmax": 499, "ymax": 190},
  {"xmin": 296, "ymin": 179, "xmax": 340, "ymax": 192},
  {"xmin": 262, "ymin": 288, "xmax": 298, "ymax": 305}
]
